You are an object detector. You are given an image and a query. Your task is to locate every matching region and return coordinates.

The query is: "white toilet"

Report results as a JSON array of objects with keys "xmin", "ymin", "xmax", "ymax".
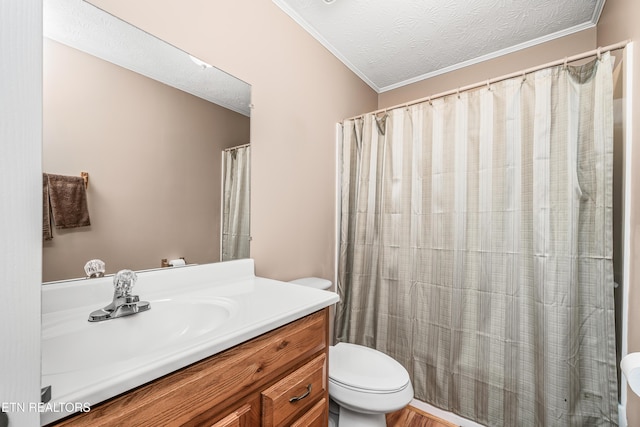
[{"xmin": 289, "ymin": 278, "xmax": 414, "ymax": 427}]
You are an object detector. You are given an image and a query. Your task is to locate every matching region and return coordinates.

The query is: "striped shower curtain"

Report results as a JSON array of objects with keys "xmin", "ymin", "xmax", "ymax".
[
  {"xmin": 221, "ymin": 145, "xmax": 251, "ymax": 261},
  {"xmin": 335, "ymin": 53, "xmax": 618, "ymax": 426}
]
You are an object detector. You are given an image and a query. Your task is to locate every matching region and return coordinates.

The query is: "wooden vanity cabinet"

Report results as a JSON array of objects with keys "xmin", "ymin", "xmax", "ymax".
[{"xmin": 50, "ymin": 308, "xmax": 330, "ymax": 427}]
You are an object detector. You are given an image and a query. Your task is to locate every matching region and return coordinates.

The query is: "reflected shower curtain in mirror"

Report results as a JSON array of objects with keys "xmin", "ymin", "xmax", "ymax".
[
  {"xmin": 336, "ymin": 54, "xmax": 618, "ymax": 426},
  {"xmin": 221, "ymin": 145, "xmax": 250, "ymax": 261}
]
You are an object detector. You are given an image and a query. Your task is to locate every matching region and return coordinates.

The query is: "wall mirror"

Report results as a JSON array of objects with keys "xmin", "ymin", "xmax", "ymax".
[{"xmin": 42, "ymin": 0, "xmax": 252, "ymax": 283}]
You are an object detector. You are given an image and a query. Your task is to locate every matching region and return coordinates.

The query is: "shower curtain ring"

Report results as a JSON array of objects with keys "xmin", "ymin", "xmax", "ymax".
[{"xmin": 597, "ymin": 47, "xmax": 602, "ymax": 60}]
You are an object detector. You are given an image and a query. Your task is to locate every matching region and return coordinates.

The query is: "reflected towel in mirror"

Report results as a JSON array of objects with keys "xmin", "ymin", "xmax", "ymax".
[
  {"xmin": 43, "ymin": 174, "xmax": 53, "ymax": 240},
  {"xmin": 44, "ymin": 173, "xmax": 91, "ymax": 235}
]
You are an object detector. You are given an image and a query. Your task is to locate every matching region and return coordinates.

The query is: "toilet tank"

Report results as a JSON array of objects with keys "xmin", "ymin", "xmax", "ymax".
[{"xmin": 289, "ymin": 277, "xmax": 332, "ymax": 290}]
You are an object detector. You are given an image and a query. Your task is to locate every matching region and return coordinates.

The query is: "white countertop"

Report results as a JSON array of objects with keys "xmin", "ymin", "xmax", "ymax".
[{"xmin": 40, "ymin": 259, "xmax": 339, "ymax": 425}]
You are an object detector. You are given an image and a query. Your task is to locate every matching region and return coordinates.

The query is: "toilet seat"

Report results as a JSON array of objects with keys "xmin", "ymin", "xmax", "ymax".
[{"xmin": 329, "ymin": 343, "xmax": 410, "ymax": 393}]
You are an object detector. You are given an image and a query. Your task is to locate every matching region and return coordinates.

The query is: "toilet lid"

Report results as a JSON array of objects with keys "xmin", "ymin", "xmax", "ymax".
[{"xmin": 329, "ymin": 343, "xmax": 410, "ymax": 392}]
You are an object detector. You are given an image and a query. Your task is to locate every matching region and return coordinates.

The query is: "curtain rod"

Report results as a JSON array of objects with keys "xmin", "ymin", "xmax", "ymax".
[
  {"xmin": 224, "ymin": 143, "xmax": 251, "ymax": 152},
  {"xmin": 344, "ymin": 40, "xmax": 629, "ymax": 122}
]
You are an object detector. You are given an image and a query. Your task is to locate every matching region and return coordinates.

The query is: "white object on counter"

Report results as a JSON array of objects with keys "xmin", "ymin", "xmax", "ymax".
[{"xmin": 168, "ymin": 258, "xmax": 186, "ymax": 267}]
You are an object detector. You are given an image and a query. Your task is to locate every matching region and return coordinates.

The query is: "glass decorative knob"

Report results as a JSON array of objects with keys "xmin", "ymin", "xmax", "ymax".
[
  {"xmin": 113, "ymin": 269, "xmax": 137, "ymax": 296},
  {"xmin": 84, "ymin": 259, "xmax": 106, "ymax": 278}
]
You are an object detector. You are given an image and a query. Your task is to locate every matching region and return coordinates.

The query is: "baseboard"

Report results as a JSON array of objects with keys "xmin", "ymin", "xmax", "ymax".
[
  {"xmin": 620, "ymin": 403, "xmax": 627, "ymax": 427},
  {"xmin": 411, "ymin": 399, "xmax": 627, "ymax": 427}
]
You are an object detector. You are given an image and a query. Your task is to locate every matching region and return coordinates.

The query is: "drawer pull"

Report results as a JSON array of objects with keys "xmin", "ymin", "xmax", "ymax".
[{"xmin": 289, "ymin": 383, "xmax": 312, "ymax": 402}]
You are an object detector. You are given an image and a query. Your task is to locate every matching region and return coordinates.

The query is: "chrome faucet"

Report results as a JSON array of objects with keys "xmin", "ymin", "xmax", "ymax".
[{"xmin": 88, "ymin": 269, "xmax": 151, "ymax": 322}]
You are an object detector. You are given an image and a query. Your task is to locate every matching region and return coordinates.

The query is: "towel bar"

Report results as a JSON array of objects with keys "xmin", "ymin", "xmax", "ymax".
[{"xmin": 81, "ymin": 171, "xmax": 89, "ymax": 189}]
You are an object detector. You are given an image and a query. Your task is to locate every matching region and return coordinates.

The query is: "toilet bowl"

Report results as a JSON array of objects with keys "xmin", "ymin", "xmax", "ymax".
[
  {"xmin": 289, "ymin": 277, "xmax": 414, "ymax": 427},
  {"xmin": 329, "ymin": 342, "xmax": 414, "ymax": 426}
]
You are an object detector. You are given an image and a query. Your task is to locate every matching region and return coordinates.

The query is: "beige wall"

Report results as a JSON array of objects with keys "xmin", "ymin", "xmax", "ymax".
[
  {"xmin": 43, "ymin": 38, "xmax": 250, "ymax": 282},
  {"xmin": 379, "ymin": 29, "xmax": 597, "ymax": 108},
  {"xmin": 88, "ymin": 0, "xmax": 378, "ymax": 283},
  {"xmin": 598, "ymin": 0, "xmax": 640, "ymax": 423}
]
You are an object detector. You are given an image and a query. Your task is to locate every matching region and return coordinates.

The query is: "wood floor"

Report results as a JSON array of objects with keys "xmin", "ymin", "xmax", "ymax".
[{"xmin": 387, "ymin": 405, "xmax": 459, "ymax": 427}]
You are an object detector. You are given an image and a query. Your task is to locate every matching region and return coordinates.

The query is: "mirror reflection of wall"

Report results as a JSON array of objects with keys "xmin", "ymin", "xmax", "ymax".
[{"xmin": 42, "ymin": 0, "xmax": 251, "ymax": 282}]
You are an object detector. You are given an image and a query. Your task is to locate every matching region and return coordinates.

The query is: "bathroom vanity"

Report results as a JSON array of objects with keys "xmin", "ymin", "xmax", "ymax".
[
  {"xmin": 50, "ymin": 309, "xmax": 329, "ymax": 426},
  {"xmin": 41, "ymin": 260, "xmax": 338, "ymax": 426}
]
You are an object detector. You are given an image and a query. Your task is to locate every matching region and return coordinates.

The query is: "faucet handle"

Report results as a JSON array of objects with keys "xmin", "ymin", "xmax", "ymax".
[
  {"xmin": 113, "ymin": 269, "xmax": 137, "ymax": 296},
  {"xmin": 84, "ymin": 259, "xmax": 106, "ymax": 278}
]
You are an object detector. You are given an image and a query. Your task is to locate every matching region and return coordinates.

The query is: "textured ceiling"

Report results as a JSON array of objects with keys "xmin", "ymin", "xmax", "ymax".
[
  {"xmin": 273, "ymin": 0, "xmax": 605, "ymax": 92},
  {"xmin": 43, "ymin": 0, "xmax": 251, "ymax": 116}
]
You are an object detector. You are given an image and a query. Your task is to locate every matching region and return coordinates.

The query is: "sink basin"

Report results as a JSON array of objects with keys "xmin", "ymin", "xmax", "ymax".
[{"xmin": 42, "ymin": 298, "xmax": 236, "ymax": 376}]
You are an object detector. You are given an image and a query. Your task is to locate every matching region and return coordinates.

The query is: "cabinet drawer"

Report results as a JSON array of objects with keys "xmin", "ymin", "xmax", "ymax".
[
  {"xmin": 262, "ymin": 354, "xmax": 327, "ymax": 427},
  {"xmin": 290, "ymin": 398, "xmax": 327, "ymax": 427}
]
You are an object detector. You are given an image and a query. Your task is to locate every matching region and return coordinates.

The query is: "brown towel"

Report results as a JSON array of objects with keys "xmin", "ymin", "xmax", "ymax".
[
  {"xmin": 45, "ymin": 173, "xmax": 91, "ymax": 230},
  {"xmin": 43, "ymin": 174, "xmax": 53, "ymax": 240}
]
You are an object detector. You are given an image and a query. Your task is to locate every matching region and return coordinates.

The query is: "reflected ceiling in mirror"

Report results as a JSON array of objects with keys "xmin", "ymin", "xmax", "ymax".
[{"xmin": 44, "ymin": 0, "xmax": 251, "ymax": 116}]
